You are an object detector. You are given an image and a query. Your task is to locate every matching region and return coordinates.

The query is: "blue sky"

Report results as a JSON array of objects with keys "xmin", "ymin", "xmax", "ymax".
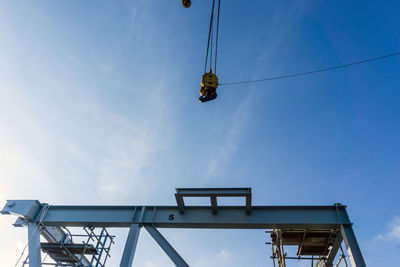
[{"xmin": 0, "ymin": 0, "xmax": 399, "ymax": 266}]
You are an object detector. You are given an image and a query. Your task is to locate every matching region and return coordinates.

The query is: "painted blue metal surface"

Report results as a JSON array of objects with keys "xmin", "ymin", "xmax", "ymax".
[
  {"xmin": 1, "ymin": 195, "xmax": 366, "ymax": 267},
  {"xmin": 17, "ymin": 205, "xmax": 351, "ymax": 229},
  {"xmin": 28, "ymin": 223, "xmax": 41, "ymax": 267},
  {"xmin": 144, "ymin": 224, "xmax": 189, "ymax": 267},
  {"xmin": 120, "ymin": 224, "xmax": 141, "ymax": 267}
]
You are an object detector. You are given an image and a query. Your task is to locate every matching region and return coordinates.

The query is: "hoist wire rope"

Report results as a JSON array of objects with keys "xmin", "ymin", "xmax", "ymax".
[
  {"xmin": 210, "ymin": 20, "xmax": 214, "ymax": 71},
  {"xmin": 214, "ymin": 0, "xmax": 221, "ymax": 74},
  {"xmin": 219, "ymin": 50, "xmax": 400, "ymax": 86},
  {"xmin": 204, "ymin": 0, "xmax": 216, "ymax": 73}
]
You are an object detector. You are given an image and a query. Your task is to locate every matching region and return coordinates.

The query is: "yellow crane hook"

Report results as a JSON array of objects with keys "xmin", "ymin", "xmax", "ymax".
[{"xmin": 199, "ymin": 71, "xmax": 218, "ymax": 102}]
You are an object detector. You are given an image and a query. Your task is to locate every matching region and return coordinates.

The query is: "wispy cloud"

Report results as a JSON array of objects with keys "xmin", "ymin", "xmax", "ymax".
[
  {"xmin": 194, "ymin": 248, "xmax": 233, "ymax": 266},
  {"xmin": 128, "ymin": 0, "xmax": 153, "ymax": 43},
  {"xmin": 258, "ymin": 2, "xmax": 299, "ymax": 63},
  {"xmin": 372, "ymin": 217, "xmax": 400, "ymax": 242},
  {"xmin": 0, "ymin": 218, "xmax": 26, "ymax": 266},
  {"xmin": 0, "ymin": 85, "xmax": 57, "ymax": 200},
  {"xmin": 0, "ymin": 85, "xmax": 59, "ymax": 266},
  {"xmin": 96, "ymin": 113, "xmax": 163, "ymax": 201},
  {"xmin": 0, "ymin": 2, "xmax": 175, "ymax": 261},
  {"xmin": 366, "ymin": 217, "xmax": 400, "ymax": 265},
  {"xmin": 318, "ymin": 169, "xmax": 365, "ymax": 184},
  {"xmin": 203, "ymin": 94, "xmax": 253, "ymax": 182},
  {"xmin": 0, "ymin": 77, "xmax": 172, "ymax": 203},
  {"xmin": 0, "ymin": 67, "xmax": 174, "ymax": 266}
]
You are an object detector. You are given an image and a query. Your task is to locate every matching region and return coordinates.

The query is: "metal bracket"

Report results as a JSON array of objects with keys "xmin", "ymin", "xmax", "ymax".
[{"xmin": 175, "ymin": 187, "xmax": 252, "ymax": 215}]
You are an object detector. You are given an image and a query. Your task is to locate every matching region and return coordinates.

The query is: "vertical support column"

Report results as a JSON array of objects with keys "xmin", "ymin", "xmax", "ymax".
[
  {"xmin": 120, "ymin": 224, "xmax": 141, "ymax": 267},
  {"xmin": 28, "ymin": 222, "xmax": 41, "ymax": 267},
  {"xmin": 210, "ymin": 196, "xmax": 218, "ymax": 214},
  {"xmin": 175, "ymin": 194, "xmax": 185, "ymax": 214},
  {"xmin": 340, "ymin": 224, "xmax": 366, "ymax": 267}
]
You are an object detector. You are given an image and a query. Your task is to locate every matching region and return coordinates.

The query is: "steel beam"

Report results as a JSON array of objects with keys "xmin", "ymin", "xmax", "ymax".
[
  {"xmin": 1, "ymin": 200, "xmax": 42, "ymax": 220},
  {"xmin": 144, "ymin": 224, "xmax": 189, "ymax": 267},
  {"xmin": 341, "ymin": 224, "xmax": 366, "ymax": 267},
  {"xmin": 120, "ymin": 223, "xmax": 141, "ymax": 267},
  {"xmin": 322, "ymin": 230, "xmax": 342, "ymax": 267},
  {"xmin": 175, "ymin": 187, "xmax": 251, "ymax": 196},
  {"xmin": 15, "ymin": 205, "xmax": 351, "ymax": 229},
  {"xmin": 333, "ymin": 205, "xmax": 366, "ymax": 267},
  {"xmin": 28, "ymin": 222, "xmax": 41, "ymax": 267},
  {"xmin": 1, "ymin": 199, "xmax": 366, "ymax": 267}
]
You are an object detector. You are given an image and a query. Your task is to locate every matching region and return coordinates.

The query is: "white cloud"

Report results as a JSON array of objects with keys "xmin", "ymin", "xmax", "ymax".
[
  {"xmin": 0, "ymin": 76, "xmax": 172, "ymax": 202},
  {"xmin": 191, "ymin": 248, "xmax": 233, "ymax": 266},
  {"xmin": 204, "ymin": 94, "xmax": 253, "ymax": 182},
  {"xmin": 0, "ymin": 42, "xmax": 173, "ymax": 266},
  {"xmin": 366, "ymin": 217, "xmax": 400, "ymax": 266},
  {"xmin": 128, "ymin": 0, "xmax": 153, "ymax": 43},
  {"xmin": 373, "ymin": 217, "xmax": 400, "ymax": 242},
  {"xmin": 258, "ymin": 2, "xmax": 299, "ymax": 62},
  {"xmin": 96, "ymin": 114, "xmax": 162, "ymax": 201},
  {"xmin": 0, "ymin": 217, "xmax": 27, "ymax": 266},
  {"xmin": 387, "ymin": 218, "xmax": 400, "ymax": 240},
  {"xmin": 0, "ymin": 85, "xmax": 58, "ymax": 200},
  {"xmin": 219, "ymin": 248, "xmax": 233, "ymax": 261}
]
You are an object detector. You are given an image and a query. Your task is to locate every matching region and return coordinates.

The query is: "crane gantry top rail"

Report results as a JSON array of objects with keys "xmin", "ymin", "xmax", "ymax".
[{"xmin": 2, "ymin": 187, "xmax": 366, "ymax": 267}]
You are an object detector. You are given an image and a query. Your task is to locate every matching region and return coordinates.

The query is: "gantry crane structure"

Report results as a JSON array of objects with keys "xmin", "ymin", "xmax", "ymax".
[{"xmin": 2, "ymin": 188, "xmax": 366, "ymax": 267}]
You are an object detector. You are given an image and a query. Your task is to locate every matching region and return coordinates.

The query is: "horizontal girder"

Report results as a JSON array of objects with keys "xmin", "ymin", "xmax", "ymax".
[{"xmin": 2, "ymin": 201, "xmax": 351, "ymax": 229}]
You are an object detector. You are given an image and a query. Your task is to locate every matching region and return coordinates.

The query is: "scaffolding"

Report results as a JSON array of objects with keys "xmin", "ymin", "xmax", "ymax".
[
  {"xmin": 18, "ymin": 225, "xmax": 114, "ymax": 267},
  {"xmin": 267, "ymin": 229, "xmax": 350, "ymax": 267},
  {"xmin": 1, "ymin": 188, "xmax": 366, "ymax": 267}
]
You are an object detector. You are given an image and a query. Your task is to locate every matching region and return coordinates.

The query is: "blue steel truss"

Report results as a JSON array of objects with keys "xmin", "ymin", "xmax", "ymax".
[{"xmin": 1, "ymin": 188, "xmax": 366, "ymax": 267}]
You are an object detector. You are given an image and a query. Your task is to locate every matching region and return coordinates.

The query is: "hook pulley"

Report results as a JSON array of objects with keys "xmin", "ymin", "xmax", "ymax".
[
  {"xmin": 199, "ymin": 71, "xmax": 218, "ymax": 102},
  {"xmin": 199, "ymin": 0, "xmax": 221, "ymax": 102}
]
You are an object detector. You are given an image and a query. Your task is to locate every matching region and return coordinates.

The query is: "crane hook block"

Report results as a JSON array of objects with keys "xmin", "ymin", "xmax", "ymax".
[
  {"xmin": 199, "ymin": 72, "xmax": 218, "ymax": 102},
  {"xmin": 182, "ymin": 0, "xmax": 191, "ymax": 8}
]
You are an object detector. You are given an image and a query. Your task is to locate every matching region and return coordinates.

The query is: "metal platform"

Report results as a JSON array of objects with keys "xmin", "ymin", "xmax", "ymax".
[
  {"xmin": 271, "ymin": 230, "xmax": 337, "ymax": 256},
  {"xmin": 41, "ymin": 243, "xmax": 97, "ymax": 264}
]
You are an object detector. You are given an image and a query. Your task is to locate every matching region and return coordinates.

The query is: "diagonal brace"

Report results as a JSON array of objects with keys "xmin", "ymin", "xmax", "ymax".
[
  {"xmin": 144, "ymin": 224, "xmax": 189, "ymax": 267},
  {"xmin": 324, "ymin": 230, "xmax": 342, "ymax": 267},
  {"xmin": 341, "ymin": 224, "xmax": 366, "ymax": 267}
]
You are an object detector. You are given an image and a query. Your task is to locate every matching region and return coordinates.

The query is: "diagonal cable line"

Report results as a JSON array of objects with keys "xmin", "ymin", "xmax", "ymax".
[{"xmin": 219, "ymin": 51, "xmax": 400, "ymax": 86}]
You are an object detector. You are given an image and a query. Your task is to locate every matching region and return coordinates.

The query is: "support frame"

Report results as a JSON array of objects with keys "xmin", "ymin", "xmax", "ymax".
[{"xmin": 2, "ymin": 190, "xmax": 366, "ymax": 267}]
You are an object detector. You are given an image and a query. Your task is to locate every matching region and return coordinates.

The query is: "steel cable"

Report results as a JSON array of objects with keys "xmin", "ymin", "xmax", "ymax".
[
  {"xmin": 204, "ymin": 0, "xmax": 216, "ymax": 73},
  {"xmin": 219, "ymin": 51, "xmax": 400, "ymax": 86},
  {"xmin": 214, "ymin": 0, "xmax": 221, "ymax": 73}
]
